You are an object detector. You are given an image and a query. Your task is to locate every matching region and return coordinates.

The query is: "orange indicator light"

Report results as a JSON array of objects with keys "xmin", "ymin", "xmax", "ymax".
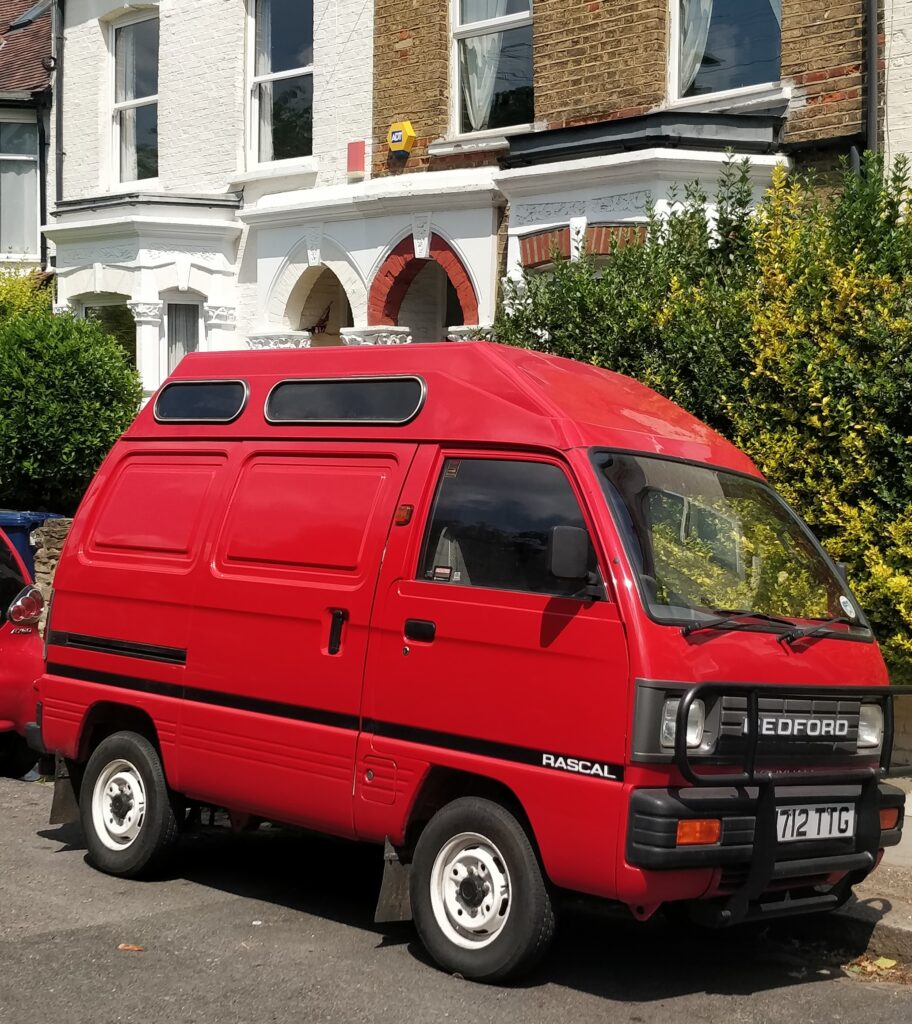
[{"xmin": 676, "ymin": 818, "xmax": 722, "ymax": 846}]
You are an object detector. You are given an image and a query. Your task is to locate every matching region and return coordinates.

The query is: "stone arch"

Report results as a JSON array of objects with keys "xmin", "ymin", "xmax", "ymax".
[
  {"xmin": 368, "ymin": 233, "xmax": 479, "ymax": 327},
  {"xmin": 265, "ymin": 236, "xmax": 367, "ymax": 328}
]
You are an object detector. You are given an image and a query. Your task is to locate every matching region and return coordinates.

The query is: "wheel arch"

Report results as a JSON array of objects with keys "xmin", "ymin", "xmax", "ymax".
[{"xmin": 77, "ymin": 702, "xmax": 163, "ymax": 763}]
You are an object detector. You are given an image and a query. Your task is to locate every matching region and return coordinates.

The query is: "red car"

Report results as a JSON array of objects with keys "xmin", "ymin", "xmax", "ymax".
[
  {"xmin": 32, "ymin": 342, "xmax": 911, "ymax": 981},
  {"xmin": 0, "ymin": 528, "xmax": 44, "ymax": 777}
]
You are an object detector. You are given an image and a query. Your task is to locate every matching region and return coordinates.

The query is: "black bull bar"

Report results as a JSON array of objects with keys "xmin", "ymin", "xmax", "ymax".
[{"xmin": 669, "ymin": 683, "xmax": 912, "ymax": 926}]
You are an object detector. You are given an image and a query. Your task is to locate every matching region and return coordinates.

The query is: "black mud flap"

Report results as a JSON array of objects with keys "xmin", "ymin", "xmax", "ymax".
[
  {"xmin": 374, "ymin": 837, "xmax": 412, "ymax": 924},
  {"xmin": 49, "ymin": 755, "xmax": 80, "ymax": 826}
]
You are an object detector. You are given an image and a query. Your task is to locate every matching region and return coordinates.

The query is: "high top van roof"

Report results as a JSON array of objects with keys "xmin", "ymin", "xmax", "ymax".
[{"xmin": 128, "ymin": 341, "xmax": 760, "ymax": 476}]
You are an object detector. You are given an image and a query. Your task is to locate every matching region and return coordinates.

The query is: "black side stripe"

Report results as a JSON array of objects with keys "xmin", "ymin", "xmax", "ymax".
[
  {"xmin": 44, "ymin": 663, "xmax": 624, "ymax": 781},
  {"xmin": 45, "ymin": 663, "xmax": 358, "ymax": 732},
  {"xmin": 48, "ymin": 631, "xmax": 187, "ymax": 666}
]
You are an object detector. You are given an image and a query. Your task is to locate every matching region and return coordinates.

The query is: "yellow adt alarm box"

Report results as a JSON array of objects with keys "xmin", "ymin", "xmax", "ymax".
[{"xmin": 388, "ymin": 121, "xmax": 416, "ymax": 155}]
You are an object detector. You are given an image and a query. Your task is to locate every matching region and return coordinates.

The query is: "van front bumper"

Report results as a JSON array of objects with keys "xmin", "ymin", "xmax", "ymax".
[{"xmin": 627, "ymin": 782, "xmax": 904, "ymax": 872}]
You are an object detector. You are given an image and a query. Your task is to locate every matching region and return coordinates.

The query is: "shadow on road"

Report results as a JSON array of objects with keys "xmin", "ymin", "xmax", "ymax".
[{"xmin": 35, "ymin": 819, "xmax": 887, "ymax": 998}]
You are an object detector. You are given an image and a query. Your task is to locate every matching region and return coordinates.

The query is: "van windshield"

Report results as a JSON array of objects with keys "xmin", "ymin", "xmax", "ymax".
[{"xmin": 592, "ymin": 451, "xmax": 869, "ymax": 632}]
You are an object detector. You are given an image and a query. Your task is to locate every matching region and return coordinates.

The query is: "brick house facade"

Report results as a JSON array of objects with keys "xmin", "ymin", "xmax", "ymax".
[{"xmin": 45, "ymin": 1, "xmax": 887, "ymax": 390}]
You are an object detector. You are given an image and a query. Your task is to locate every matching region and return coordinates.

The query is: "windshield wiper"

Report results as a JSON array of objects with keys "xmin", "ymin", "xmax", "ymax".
[
  {"xmin": 681, "ymin": 610, "xmax": 796, "ymax": 637},
  {"xmin": 782, "ymin": 616, "xmax": 859, "ymax": 645}
]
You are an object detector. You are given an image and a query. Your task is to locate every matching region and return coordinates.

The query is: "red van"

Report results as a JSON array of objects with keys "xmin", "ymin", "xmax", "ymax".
[
  {"xmin": 0, "ymin": 528, "xmax": 44, "ymax": 777},
  {"xmin": 31, "ymin": 342, "xmax": 909, "ymax": 980}
]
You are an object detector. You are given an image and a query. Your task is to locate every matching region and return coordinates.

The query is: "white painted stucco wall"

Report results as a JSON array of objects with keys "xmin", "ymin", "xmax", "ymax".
[{"xmin": 885, "ymin": 0, "xmax": 912, "ymax": 164}]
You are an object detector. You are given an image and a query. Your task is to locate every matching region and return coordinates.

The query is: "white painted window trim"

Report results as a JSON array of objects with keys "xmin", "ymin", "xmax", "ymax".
[
  {"xmin": 109, "ymin": 9, "xmax": 160, "ymax": 189},
  {"xmin": 0, "ymin": 109, "xmax": 40, "ymax": 261},
  {"xmin": 247, "ymin": 0, "xmax": 315, "ymax": 169},
  {"xmin": 449, "ymin": 1, "xmax": 534, "ymax": 138},
  {"xmin": 665, "ymin": 0, "xmax": 781, "ymax": 108}
]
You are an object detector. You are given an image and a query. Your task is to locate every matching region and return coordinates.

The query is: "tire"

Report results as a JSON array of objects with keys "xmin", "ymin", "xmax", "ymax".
[
  {"xmin": 79, "ymin": 731, "xmax": 180, "ymax": 879},
  {"xmin": 0, "ymin": 734, "xmax": 37, "ymax": 779},
  {"xmin": 410, "ymin": 797, "xmax": 555, "ymax": 982}
]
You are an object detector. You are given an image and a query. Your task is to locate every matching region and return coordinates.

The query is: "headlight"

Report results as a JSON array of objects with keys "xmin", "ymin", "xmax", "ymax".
[
  {"xmin": 858, "ymin": 704, "xmax": 884, "ymax": 749},
  {"xmin": 661, "ymin": 697, "xmax": 705, "ymax": 749}
]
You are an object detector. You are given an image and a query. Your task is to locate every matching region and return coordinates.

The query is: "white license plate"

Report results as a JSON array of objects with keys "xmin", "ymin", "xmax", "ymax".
[{"xmin": 777, "ymin": 803, "xmax": 855, "ymax": 843}]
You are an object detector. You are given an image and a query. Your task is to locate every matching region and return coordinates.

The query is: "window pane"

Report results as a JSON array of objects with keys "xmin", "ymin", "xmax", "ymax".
[
  {"xmin": 460, "ymin": 0, "xmax": 530, "ymax": 25},
  {"xmin": 255, "ymin": 0, "xmax": 314, "ymax": 75},
  {"xmin": 419, "ymin": 459, "xmax": 597, "ymax": 597},
  {"xmin": 0, "ymin": 159, "xmax": 38, "ymax": 256},
  {"xmin": 115, "ymin": 18, "xmax": 159, "ymax": 102},
  {"xmin": 155, "ymin": 381, "xmax": 248, "ymax": 423},
  {"xmin": 85, "ymin": 304, "xmax": 137, "ymax": 366},
  {"xmin": 0, "ymin": 122, "xmax": 37, "ymax": 157},
  {"xmin": 267, "ymin": 377, "xmax": 425, "ymax": 424},
  {"xmin": 119, "ymin": 104, "xmax": 158, "ymax": 181},
  {"xmin": 459, "ymin": 24, "xmax": 533, "ymax": 133},
  {"xmin": 259, "ymin": 74, "xmax": 313, "ymax": 161},
  {"xmin": 167, "ymin": 304, "xmax": 200, "ymax": 373},
  {"xmin": 680, "ymin": 0, "xmax": 780, "ymax": 97}
]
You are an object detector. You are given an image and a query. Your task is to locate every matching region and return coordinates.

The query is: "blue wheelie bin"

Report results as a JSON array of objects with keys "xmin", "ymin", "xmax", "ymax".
[{"xmin": 0, "ymin": 511, "xmax": 64, "ymax": 579}]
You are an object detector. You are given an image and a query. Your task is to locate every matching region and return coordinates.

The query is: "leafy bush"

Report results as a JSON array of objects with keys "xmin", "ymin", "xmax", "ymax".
[
  {"xmin": 494, "ymin": 154, "xmax": 912, "ymax": 681},
  {"xmin": 0, "ymin": 271, "xmax": 142, "ymax": 513}
]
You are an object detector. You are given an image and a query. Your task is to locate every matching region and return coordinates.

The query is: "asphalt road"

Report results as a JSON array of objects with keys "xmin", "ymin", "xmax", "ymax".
[{"xmin": 1, "ymin": 777, "xmax": 911, "ymax": 1024}]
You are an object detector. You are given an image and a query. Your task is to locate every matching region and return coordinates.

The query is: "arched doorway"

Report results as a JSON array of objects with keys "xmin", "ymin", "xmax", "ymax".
[
  {"xmin": 286, "ymin": 266, "xmax": 354, "ymax": 345},
  {"xmin": 368, "ymin": 233, "xmax": 479, "ymax": 337}
]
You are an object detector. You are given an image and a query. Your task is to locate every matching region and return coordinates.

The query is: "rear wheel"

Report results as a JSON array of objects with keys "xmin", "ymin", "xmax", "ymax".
[
  {"xmin": 79, "ymin": 731, "xmax": 180, "ymax": 878},
  {"xmin": 410, "ymin": 797, "xmax": 555, "ymax": 982}
]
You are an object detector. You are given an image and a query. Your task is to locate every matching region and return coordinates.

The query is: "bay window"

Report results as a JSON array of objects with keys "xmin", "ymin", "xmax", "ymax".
[
  {"xmin": 253, "ymin": 0, "xmax": 314, "ymax": 162},
  {"xmin": 0, "ymin": 118, "xmax": 39, "ymax": 259},
  {"xmin": 113, "ymin": 16, "xmax": 159, "ymax": 182},
  {"xmin": 677, "ymin": 0, "xmax": 781, "ymax": 98},
  {"xmin": 454, "ymin": 1, "xmax": 534, "ymax": 134}
]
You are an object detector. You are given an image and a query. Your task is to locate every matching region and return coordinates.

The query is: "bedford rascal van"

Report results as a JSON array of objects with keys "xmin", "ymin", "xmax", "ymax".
[{"xmin": 30, "ymin": 342, "xmax": 909, "ymax": 981}]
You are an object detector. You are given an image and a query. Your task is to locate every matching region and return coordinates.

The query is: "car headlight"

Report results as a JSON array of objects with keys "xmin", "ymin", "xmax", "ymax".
[
  {"xmin": 660, "ymin": 697, "xmax": 705, "ymax": 749},
  {"xmin": 857, "ymin": 704, "xmax": 884, "ymax": 749}
]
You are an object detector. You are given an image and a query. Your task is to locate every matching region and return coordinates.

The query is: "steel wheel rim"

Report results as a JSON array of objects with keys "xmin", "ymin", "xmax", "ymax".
[
  {"xmin": 429, "ymin": 831, "xmax": 512, "ymax": 950},
  {"xmin": 91, "ymin": 758, "xmax": 147, "ymax": 851}
]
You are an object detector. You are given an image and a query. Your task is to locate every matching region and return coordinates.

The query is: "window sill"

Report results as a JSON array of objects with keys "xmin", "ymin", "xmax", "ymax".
[
  {"xmin": 663, "ymin": 82, "xmax": 791, "ymax": 115},
  {"xmin": 230, "ymin": 157, "xmax": 319, "ymax": 188},
  {"xmin": 0, "ymin": 253, "xmax": 40, "ymax": 263},
  {"xmin": 428, "ymin": 122, "xmax": 540, "ymax": 157},
  {"xmin": 108, "ymin": 177, "xmax": 162, "ymax": 194}
]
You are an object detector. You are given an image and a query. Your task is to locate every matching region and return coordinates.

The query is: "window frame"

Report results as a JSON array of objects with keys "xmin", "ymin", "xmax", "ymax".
[
  {"xmin": 248, "ymin": 0, "xmax": 315, "ymax": 168},
  {"xmin": 667, "ymin": 0, "xmax": 782, "ymax": 107},
  {"xmin": 449, "ymin": 1, "xmax": 535, "ymax": 139},
  {"xmin": 415, "ymin": 449, "xmax": 606, "ymax": 601},
  {"xmin": 0, "ymin": 109, "xmax": 40, "ymax": 261},
  {"xmin": 109, "ymin": 10, "xmax": 160, "ymax": 188}
]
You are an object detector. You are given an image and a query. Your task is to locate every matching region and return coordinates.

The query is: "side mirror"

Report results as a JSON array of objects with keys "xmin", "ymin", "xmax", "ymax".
[
  {"xmin": 548, "ymin": 525, "xmax": 589, "ymax": 580},
  {"xmin": 7, "ymin": 585, "xmax": 44, "ymax": 626}
]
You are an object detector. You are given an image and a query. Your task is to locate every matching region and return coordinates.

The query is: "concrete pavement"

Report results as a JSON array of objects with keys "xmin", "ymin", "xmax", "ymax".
[{"xmin": 2, "ymin": 777, "xmax": 912, "ymax": 1024}]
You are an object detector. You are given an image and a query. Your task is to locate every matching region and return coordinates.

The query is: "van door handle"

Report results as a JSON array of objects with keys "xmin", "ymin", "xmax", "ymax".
[
  {"xmin": 328, "ymin": 608, "xmax": 348, "ymax": 655},
  {"xmin": 404, "ymin": 619, "xmax": 436, "ymax": 643}
]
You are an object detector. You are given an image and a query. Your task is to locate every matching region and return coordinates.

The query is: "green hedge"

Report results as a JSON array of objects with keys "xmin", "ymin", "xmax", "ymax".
[
  {"xmin": 493, "ymin": 155, "xmax": 912, "ymax": 682},
  {"xmin": 0, "ymin": 272, "xmax": 142, "ymax": 513}
]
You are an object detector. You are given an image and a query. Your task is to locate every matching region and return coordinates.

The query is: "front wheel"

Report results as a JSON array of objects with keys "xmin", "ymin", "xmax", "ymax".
[
  {"xmin": 79, "ymin": 731, "xmax": 180, "ymax": 878},
  {"xmin": 410, "ymin": 797, "xmax": 555, "ymax": 982}
]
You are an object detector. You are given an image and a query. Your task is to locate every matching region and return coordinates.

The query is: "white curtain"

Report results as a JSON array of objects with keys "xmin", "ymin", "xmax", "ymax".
[
  {"xmin": 679, "ymin": 0, "xmax": 713, "ymax": 96},
  {"xmin": 116, "ymin": 26, "xmax": 138, "ymax": 180},
  {"xmin": 0, "ymin": 160, "xmax": 38, "ymax": 256},
  {"xmin": 167, "ymin": 305, "xmax": 200, "ymax": 373},
  {"xmin": 460, "ymin": 0, "xmax": 508, "ymax": 131},
  {"xmin": 256, "ymin": 0, "xmax": 274, "ymax": 160}
]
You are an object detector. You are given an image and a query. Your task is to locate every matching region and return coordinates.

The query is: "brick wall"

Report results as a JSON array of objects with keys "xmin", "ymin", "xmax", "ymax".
[
  {"xmin": 533, "ymin": 0, "xmax": 666, "ymax": 130},
  {"xmin": 781, "ymin": 1, "xmax": 868, "ymax": 146},
  {"xmin": 31, "ymin": 518, "xmax": 73, "ymax": 632},
  {"xmin": 372, "ymin": 1, "xmax": 872, "ymax": 178},
  {"xmin": 372, "ymin": 0, "xmax": 449, "ymax": 174}
]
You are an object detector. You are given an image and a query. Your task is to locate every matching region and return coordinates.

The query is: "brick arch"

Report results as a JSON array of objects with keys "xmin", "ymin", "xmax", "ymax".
[{"xmin": 368, "ymin": 233, "xmax": 479, "ymax": 327}]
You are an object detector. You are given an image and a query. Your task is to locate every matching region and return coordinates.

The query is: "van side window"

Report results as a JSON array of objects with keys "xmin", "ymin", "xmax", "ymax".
[
  {"xmin": 419, "ymin": 458, "xmax": 597, "ymax": 598},
  {"xmin": 0, "ymin": 540, "xmax": 26, "ymax": 626}
]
